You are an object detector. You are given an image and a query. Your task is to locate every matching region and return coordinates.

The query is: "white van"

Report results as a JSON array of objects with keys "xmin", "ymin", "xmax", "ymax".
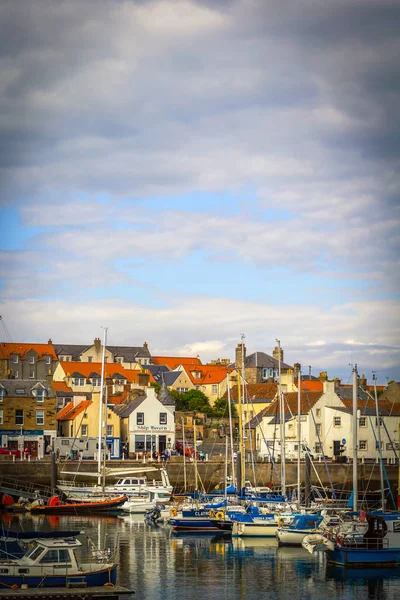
[{"xmin": 259, "ymin": 440, "xmax": 315, "ymax": 461}]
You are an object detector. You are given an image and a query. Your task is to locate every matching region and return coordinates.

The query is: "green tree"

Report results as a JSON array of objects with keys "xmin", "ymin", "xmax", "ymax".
[
  {"xmin": 150, "ymin": 382, "xmax": 161, "ymax": 394},
  {"xmin": 182, "ymin": 389, "xmax": 213, "ymax": 415},
  {"xmin": 169, "ymin": 389, "xmax": 188, "ymax": 411},
  {"xmin": 212, "ymin": 397, "xmax": 237, "ymax": 418}
]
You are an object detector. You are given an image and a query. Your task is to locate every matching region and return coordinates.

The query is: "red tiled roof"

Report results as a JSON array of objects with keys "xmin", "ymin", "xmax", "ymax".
[
  {"xmin": 186, "ymin": 364, "xmax": 233, "ymax": 386},
  {"xmin": 0, "ymin": 342, "xmax": 57, "ymax": 360},
  {"xmin": 226, "ymin": 383, "xmax": 278, "ymax": 402},
  {"xmin": 152, "ymin": 356, "xmax": 202, "ymax": 369},
  {"xmin": 53, "ymin": 381, "xmax": 72, "ymax": 393},
  {"xmin": 265, "ymin": 391, "xmax": 324, "ymax": 417},
  {"xmin": 57, "ymin": 400, "xmax": 92, "ymax": 421},
  {"xmin": 300, "ymin": 380, "xmax": 323, "ymax": 392}
]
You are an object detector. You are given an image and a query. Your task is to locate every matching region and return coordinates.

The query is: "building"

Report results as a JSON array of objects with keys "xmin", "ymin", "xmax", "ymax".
[
  {"xmin": 224, "ymin": 382, "xmax": 278, "ymax": 423},
  {"xmin": 53, "ymin": 339, "xmax": 152, "ymax": 368},
  {"xmin": 234, "ymin": 343, "xmax": 293, "ymax": 385},
  {"xmin": 113, "ymin": 385, "xmax": 175, "ymax": 456},
  {"xmin": 0, "ymin": 379, "xmax": 57, "ymax": 458},
  {"xmin": 0, "ymin": 342, "xmax": 58, "ymax": 380}
]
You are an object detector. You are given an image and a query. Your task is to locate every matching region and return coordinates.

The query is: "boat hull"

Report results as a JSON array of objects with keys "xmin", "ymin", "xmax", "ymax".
[
  {"xmin": 169, "ymin": 517, "xmax": 220, "ymax": 532},
  {"xmin": 30, "ymin": 496, "xmax": 127, "ymax": 515},
  {"xmin": 232, "ymin": 521, "xmax": 278, "ymax": 538},
  {"xmin": 0, "ymin": 564, "xmax": 117, "ymax": 588},
  {"xmin": 327, "ymin": 546, "xmax": 400, "ymax": 567}
]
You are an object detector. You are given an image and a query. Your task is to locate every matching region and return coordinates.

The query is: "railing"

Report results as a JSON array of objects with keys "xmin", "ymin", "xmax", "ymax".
[
  {"xmin": 340, "ymin": 535, "xmax": 390, "ymax": 550},
  {"xmin": 0, "ymin": 475, "xmax": 54, "ymax": 500}
]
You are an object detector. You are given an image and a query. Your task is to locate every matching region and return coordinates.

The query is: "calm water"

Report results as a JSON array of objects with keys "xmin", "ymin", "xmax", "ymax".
[{"xmin": 2, "ymin": 512, "xmax": 400, "ymax": 600}]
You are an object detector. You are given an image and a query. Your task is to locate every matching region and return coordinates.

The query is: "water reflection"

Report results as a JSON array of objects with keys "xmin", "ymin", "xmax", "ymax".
[{"xmin": 1, "ymin": 513, "xmax": 399, "ymax": 600}]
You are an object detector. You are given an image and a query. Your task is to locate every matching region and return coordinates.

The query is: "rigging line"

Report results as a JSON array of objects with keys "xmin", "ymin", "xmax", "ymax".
[
  {"xmin": 246, "ymin": 394, "xmax": 281, "ymax": 484},
  {"xmin": 303, "ymin": 386, "xmax": 337, "ymax": 500}
]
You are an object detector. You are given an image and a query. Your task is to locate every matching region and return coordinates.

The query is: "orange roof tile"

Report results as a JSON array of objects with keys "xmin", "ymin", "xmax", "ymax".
[
  {"xmin": 185, "ymin": 364, "xmax": 233, "ymax": 386},
  {"xmin": 53, "ymin": 381, "xmax": 72, "ymax": 393},
  {"xmin": 0, "ymin": 342, "xmax": 57, "ymax": 360},
  {"xmin": 152, "ymin": 356, "xmax": 202, "ymax": 370},
  {"xmin": 57, "ymin": 400, "xmax": 92, "ymax": 421},
  {"xmin": 265, "ymin": 391, "xmax": 324, "ymax": 417},
  {"xmin": 300, "ymin": 380, "xmax": 323, "ymax": 392},
  {"xmin": 227, "ymin": 383, "xmax": 278, "ymax": 402}
]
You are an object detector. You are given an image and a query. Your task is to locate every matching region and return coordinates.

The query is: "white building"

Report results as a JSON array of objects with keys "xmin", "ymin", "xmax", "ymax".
[
  {"xmin": 255, "ymin": 381, "xmax": 400, "ymax": 461},
  {"xmin": 116, "ymin": 385, "xmax": 175, "ymax": 456}
]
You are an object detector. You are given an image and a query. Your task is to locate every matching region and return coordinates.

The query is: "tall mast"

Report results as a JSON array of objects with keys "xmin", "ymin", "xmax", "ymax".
[
  {"xmin": 97, "ymin": 327, "xmax": 108, "ymax": 486},
  {"xmin": 182, "ymin": 417, "xmax": 187, "ymax": 493},
  {"xmin": 237, "ymin": 372, "xmax": 245, "ymax": 494},
  {"xmin": 226, "ymin": 374, "xmax": 235, "ymax": 488},
  {"xmin": 352, "ymin": 365, "xmax": 358, "ymax": 512},
  {"xmin": 297, "ymin": 368, "xmax": 301, "ymax": 509},
  {"xmin": 373, "ymin": 373, "xmax": 385, "ymax": 511},
  {"xmin": 194, "ymin": 419, "xmax": 198, "ymax": 507},
  {"xmin": 277, "ymin": 339, "xmax": 286, "ymax": 497}
]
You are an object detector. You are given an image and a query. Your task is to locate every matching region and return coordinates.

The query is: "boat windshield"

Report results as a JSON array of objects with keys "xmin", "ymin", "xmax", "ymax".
[
  {"xmin": 24, "ymin": 544, "xmax": 44, "ymax": 561},
  {"xmin": 40, "ymin": 549, "xmax": 72, "ymax": 564}
]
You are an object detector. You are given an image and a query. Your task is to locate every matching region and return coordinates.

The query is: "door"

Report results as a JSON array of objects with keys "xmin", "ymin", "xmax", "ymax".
[
  {"xmin": 26, "ymin": 440, "xmax": 38, "ymax": 457},
  {"xmin": 333, "ymin": 440, "xmax": 341, "ymax": 457},
  {"xmin": 159, "ymin": 435, "xmax": 166, "ymax": 453}
]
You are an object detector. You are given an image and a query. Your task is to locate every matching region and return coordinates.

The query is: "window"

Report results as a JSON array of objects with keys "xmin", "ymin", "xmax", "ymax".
[
  {"xmin": 177, "ymin": 387, "xmax": 188, "ymax": 393},
  {"xmin": 45, "ymin": 356, "xmax": 51, "ymax": 365},
  {"xmin": 376, "ymin": 417, "xmax": 383, "ymax": 426},
  {"xmin": 160, "ymin": 412, "xmax": 167, "ymax": 425},
  {"xmin": 137, "ymin": 412, "xmax": 144, "ymax": 425},
  {"xmin": 359, "ymin": 417, "xmax": 367, "ymax": 427},
  {"xmin": 73, "ymin": 378, "xmax": 85, "ymax": 386},
  {"xmin": 16, "ymin": 388, "xmax": 25, "ymax": 395},
  {"xmin": 92, "ymin": 378, "xmax": 101, "ymax": 387},
  {"xmin": 30, "ymin": 356, "xmax": 35, "ymax": 364},
  {"xmin": 315, "ymin": 442, "xmax": 322, "ymax": 453},
  {"xmin": 29, "ymin": 370, "xmax": 35, "ymax": 379},
  {"xmin": 36, "ymin": 410, "xmax": 44, "ymax": 425},
  {"xmin": 0, "ymin": 409, "xmax": 3, "ymax": 425},
  {"xmin": 65, "ymin": 356, "xmax": 70, "ymax": 362},
  {"xmin": 334, "ymin": 417, "xmax": 341, "ymax": 427},
  {"xmin": 36, "ymin": 389, "xmax": 44, "ymax": 402},
  {"xmin": 104, "ymin": 357, "xmax": 108, "ymax": 363},
  {"xmin": 0, "ymin": 389, "xmax": 4, "ymax": 402},
  {"xmin": 359, "ymin": 440, "xmax": 367, "ymax": 451},
  {"xmin": 195, "ymin": 385, "xmax": 200, "ymax": 390},
  {"xmin": 288, "ymin": 423, "xmax": 293, "ymax": 430},
  {"xmin": 116, "ymin": 357, "xmax": 122, "ymax": 363},
  {"xmin": 106, "ymin": 425, "xmax": 113, "ymax": 437},
  {"xmin": 15, "ymin": 409, "xmax": 23, "ymax": 426},
  {"xmin": 60, "ymin": 356, "xmax": 64, "ymax": 362},
  {"xmin": 316, "ymin": 409, "xmax": 321, "ymax": 417},
  {"xmin": 81, "ymin": 425, "xmax": 88, "ymax": 436},
  {"xmin": 88, "ymin": 356, "xmax": 93, "ymax": 363},
  {"xmin": 14, "ymin": 371, "xmax": 18, "ymax": 379},
  {"xmin": 315, "ymin": 423, "xmax": 322, "ymax": 435},
  {"xmin": 12, "ymin": 355, "xmax": 18, "ymax": 364},
  {"xmin": 212, "ymin": 384, "xmax": 218, "ymax": 395}
]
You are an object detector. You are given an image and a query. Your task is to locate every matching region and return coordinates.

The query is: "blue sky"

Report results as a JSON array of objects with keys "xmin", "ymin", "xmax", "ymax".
[{"xmin": 0, "ymin": 0, "xmax": 399, "ymax": 383}]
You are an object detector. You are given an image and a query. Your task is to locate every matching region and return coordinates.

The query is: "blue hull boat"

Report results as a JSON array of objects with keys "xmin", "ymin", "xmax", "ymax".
[
  {"xmin": 0, "ymin": 565, "xmax": 117, "ymax": 588},
  {"xmin": 327, "ymin": 546, "xmax": 400, "ymax": 567}
]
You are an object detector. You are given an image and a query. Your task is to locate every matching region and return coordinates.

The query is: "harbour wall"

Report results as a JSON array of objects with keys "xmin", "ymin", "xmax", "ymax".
[{"xmin": 0, "ymin": 457, "xmax": 398, "ymax": 498}]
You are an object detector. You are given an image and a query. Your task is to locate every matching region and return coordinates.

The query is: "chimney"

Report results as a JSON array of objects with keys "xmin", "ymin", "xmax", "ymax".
[
  {"xmin": 48, "ymin": 338, "xmax": 53, "ymax": 345},
  {"xmin": 235, "ymin": 343, "xmax": 246, "ymax": 369},
  {"xmin": 94, "ymin": 338, "xmax": 101, "ymax": 353},
  {"xmin": 293, "ymin": 363, "xmax": 301, "ymax": 378},
  {"xmin": 143, "ymin": 342, "xmax": 148, "ymax": 350},
  {"xmin": 319, "ymin": 371, "xmax": 328, "ymax": 382},
  {"xmin": 359, "ymin": 373, "xmax": 367, "ymax": 390},
  {"xmin": 273, "ymin": 345, "xmax": 283, "ymax": 363},
  {"xmin": 138, "ymin": 372, "xmax": 150, "ymax": 387}
]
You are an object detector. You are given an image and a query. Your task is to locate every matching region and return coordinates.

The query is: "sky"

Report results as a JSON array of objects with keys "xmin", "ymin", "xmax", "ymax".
[{"xmin": 0, "ymin": 0, "xmax": 399, "ymax": 384}]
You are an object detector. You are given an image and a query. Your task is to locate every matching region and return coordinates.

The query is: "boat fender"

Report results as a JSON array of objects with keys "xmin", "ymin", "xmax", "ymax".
[
  {"xmin": 170, "ymin": 508, "xmax": 177, "ymax": 517},
  {"xmin": 216, "ymin": 511, "xmax": 225, "ymax": 521},
  {"xmin": 48, "ymin": 496, "xmax": 61, "ymax": 507},
  {"xmin": 104, "ymin": 583, "xmax": 115, "ymax": 587},
  {"xmin": 11, "ymin": 584, "xmax": 19, "ymax": 590},
  {"xmin": 209, "ymin": 510, "xmax": 215, "ymax": 518}
]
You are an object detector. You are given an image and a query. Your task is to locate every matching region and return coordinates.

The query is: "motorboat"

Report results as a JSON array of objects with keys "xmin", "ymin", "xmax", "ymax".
[
  {"xmin": 0, "ymin": 529, "xmax": 83, "ymax": 559},
  {"xmin": 120, "ymin": 489, "xmax": 171, "ymax": 514},
  {"xmin": 29, "ymin": 494, "xmax": 128, "ymax": 515},
  {"xmin": 0, "ymin": 537, "xmax": 117, "ymax": 587},
  {"xmin": 276, "ymin": 514, "xmax": 324, "ymax": 546}
]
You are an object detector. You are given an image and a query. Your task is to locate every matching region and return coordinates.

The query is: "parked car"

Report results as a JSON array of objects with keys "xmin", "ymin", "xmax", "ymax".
[{"xmin": 0, "ymin": 447, "xmax": 21, "ymax": 457}]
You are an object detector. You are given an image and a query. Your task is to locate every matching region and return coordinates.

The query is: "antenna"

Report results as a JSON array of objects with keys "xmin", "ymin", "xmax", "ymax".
[{"xmin": 0, "ymin": 316, "xmax": 12, "ymax": 342}]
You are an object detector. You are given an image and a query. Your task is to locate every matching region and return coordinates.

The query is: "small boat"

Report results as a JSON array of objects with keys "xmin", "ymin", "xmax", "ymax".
[
  {"xmin": 120, "ymin": 490, "xmax": 171, "ymax": 514},
  {"xmin": 0, "ymin": 529, "xmax": 83, "ymax": 559},
  {"xmin": 232, "ymin": 514, "xmax": 293, "ymax": 538},
  {"xmin": 0, "ymin": 537, "xmax": 117, "ymax": 588},
  {"xmin": 29, "ymin": 495, "xmax": 128, "ymax": 515},
  {"xmin": 276, "ymin": 514, "xmax": 324, "ymax": 546}
]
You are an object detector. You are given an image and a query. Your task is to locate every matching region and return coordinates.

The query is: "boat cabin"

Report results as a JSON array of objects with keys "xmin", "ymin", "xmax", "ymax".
[
  {"xmin": 288, "ymin": 514, "xmax": 324, "ymax": 530},
  {"xmin": 20, "ymin": 539, "xmax": 81, "ymax": 569}
]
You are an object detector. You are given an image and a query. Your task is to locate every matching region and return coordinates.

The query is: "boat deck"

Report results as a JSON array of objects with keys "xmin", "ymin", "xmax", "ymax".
[{"xmin": 0, "ymin": 586, "xmax": 134, "ymax": 600}]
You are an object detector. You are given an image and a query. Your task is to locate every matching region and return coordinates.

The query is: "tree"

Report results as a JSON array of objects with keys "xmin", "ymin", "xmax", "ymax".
[
  {"xmin": 150, "ymin": 382, "xmax": 161, "ymax": 394},
  {"xmin": 169, "ymin": 389, "xmax": 188, "ymax": 411},
  {"xmin": 212, "ymin": 397, "xmax": 237, "ymax": 418},
  {"xmin": 182, "ymin": 389, "xmax": 213, "ymax": 415}
]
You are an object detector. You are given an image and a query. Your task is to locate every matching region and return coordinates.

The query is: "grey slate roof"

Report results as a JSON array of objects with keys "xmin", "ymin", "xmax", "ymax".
[
  {"xmin": 335, "ymin": 386, "xmax": 367, "ymax": 401},
  {"xmin": 113, "ymin": 396, "xmax": 146, "ymax": 418},
  {"xmin": 244, "ymin": 352, "xmax": 292, "ymax": 371},
  {"xmin": 327, "ymin": 405, "xmax": 400, "ymax": 417},
  {"xmin": 158, "ymin": 381, "xmax": 175, "ymax": 406},
  {"xmin": 53, "ymin": 343, "xmax": 151, "ymax": 363},
  {"xmin": 0, "ymin": 379, "xmax": 55, "ymax": 397}
]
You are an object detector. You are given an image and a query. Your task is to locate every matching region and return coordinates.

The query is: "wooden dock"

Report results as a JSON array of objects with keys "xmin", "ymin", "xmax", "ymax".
[{"xmin": 0, "ymin": 586, "xmax": 134, "ymax": 600}]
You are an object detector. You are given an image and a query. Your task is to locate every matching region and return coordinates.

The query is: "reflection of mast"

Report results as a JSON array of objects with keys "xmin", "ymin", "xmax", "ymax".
[{"xmin": 98, "ymin": 327, "xmax": 108, "ymax": 487}]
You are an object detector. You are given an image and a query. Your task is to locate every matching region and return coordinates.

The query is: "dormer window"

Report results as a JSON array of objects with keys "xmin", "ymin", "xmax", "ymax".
[
  {"xmin": 116, "ymin": 357, "xmax": 123, "ymax": 364},
  {"xmin": 36, "ymin": 389, "xmax": 45, "ymax": 402},
  {"xmin": 30, "ymin": 357, "xmax": 35, "ymax": 364},
  {"xmin": 12, "ymin": 355, "xmax": 18, "ymax": 364},
  {"xmin": 73, "ymin": 377, "xmax": 85, "ymax": 386},
  {"xmin": 45, "ymin": 356, "xmax": 51, "ymax": 365},
  {"xmin": 92, "ymin": 378, "xmax": 101, "ymax": 387}
]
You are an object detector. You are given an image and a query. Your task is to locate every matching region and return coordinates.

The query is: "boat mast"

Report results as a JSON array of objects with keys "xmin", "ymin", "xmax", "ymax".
[
  {"xmin": 352, "ymin": 364, "xmax": 358, "ymax": 512},
  {"xmin": 297, "ymin": 368, "xmax": 301, "ymax": 509},
  {"xmin": 182, "ymin": 416, "xmax": 187, "ymax": 493},
  {"xmin": 373, "ymin": 373, "xmax": 385, "ymax": 511},
  {"xmin": 194, "ymin": 419, "xmax": 198, "ymax": 507},
  {"xmin": 237, "ymin": 371, "xmax": 245, "ymax": 495},
  {"xmin": 97, "ymin": 327, "xmax": 108, "ymax": 486},
  {"xmin": 227, "ymin": 374, "xmax": 236, "ymax": 489},
  {"xmin": 224, "ymin": 434, "xmax": 228, "ymax": 506},
  {"xmin": 277, "ymin": 338, "xmax": 286, "ymax": 498}
]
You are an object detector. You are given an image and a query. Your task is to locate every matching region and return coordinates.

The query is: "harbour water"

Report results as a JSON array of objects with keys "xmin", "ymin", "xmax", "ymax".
[{"xmin": 2, "ymin": 513, "xmax": 400, "ymax": 599}]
